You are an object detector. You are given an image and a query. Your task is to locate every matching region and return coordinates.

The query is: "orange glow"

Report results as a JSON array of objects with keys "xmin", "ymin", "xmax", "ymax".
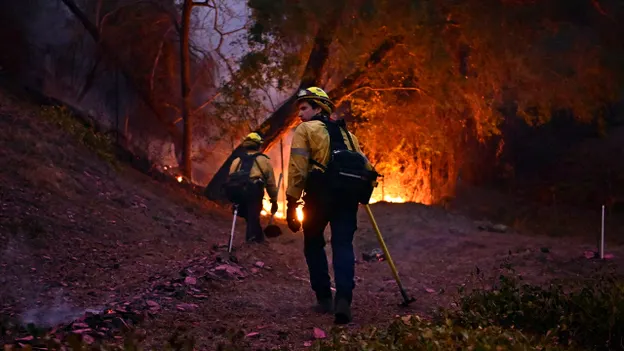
[
  {"xmin": 261, "ymin": 198, "xmax": 285, "ymax": 219},
  {"xmin": 176, "ymin": 176, "xmax": 183, "ymax": 182},
  {"xmin": 260, "ymin": 198, "xmax": 305, "ymax": 221},
  {"xmin": 369, "ymin": 193, "xmax": 406, "ymax": 204},
  {"xmin": 259, "ymin": 185, "xmax": 409, "ymax": 223}
]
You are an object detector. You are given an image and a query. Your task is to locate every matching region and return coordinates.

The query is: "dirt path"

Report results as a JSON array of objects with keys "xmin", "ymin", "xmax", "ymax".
[{"xmin": 1, "ymin": 84, "xmax": 623, "ymax": 350}]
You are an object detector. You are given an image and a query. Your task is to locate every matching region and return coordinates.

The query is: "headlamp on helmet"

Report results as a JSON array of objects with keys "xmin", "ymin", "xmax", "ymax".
[{"xmin": 296, "ymin": 86, "xmax": 335, "ymax": 115}]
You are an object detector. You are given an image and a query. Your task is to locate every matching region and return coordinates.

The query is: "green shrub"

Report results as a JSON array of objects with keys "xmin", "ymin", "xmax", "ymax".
[
  {"xmin": 40, "ymin": 105, "xmax": 118, "ymax": 167},
  {"xmin": 310, "ymin": 314, "xmax": 574, "ymax": 351},
  {"xmin": 453, "ymin": 269, "xmax": 624, "ymax": 350}
]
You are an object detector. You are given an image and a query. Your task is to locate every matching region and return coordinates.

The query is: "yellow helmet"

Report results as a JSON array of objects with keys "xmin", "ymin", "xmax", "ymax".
[
  {"xmin": 296, "ymin": 86, "xmax": 335, "ymax": 115},
  {"xmin": 244, "ymin": 132, "xmax": 263, "ymax": 144}
]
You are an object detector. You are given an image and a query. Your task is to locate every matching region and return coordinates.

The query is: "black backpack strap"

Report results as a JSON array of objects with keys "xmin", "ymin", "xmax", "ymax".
[
  {"xmin": 308, "ymin": 119, "xmax": 356, "ymax": 171},
  {"xmin": 338, "ymin": 121, "xmax": 357, "ymax": 151},
  {"xmin": 252, "ymin": 153, "xmax": 269, "ymax": 181},
  {"xmin": 238, "ymin": 153, "xmax": 256, "ymax": 173}
]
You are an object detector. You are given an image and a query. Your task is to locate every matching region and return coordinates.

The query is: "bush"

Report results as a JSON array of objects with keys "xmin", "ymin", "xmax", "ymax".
[
  {"xmin": 310, "ymin": 314, "xmax": 574, "ymax": 351},
  {"xmin": 40, "ymin": 105, "xmax": 118, "ymax": 167},
  {"xmin": 453, "ymin": 268, "xmax": 624, "ymax": 350}
]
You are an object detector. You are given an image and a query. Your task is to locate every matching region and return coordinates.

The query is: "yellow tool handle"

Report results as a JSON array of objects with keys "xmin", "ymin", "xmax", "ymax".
[{"xmin": 364, "ymin": 204, "xmax": 404, "ymax": 290}]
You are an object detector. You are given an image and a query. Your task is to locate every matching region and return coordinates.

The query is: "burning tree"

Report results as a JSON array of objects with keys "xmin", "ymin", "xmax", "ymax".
[{"xmin": 208, "ymin": 0, "xmax": 624, "ymax": 205}]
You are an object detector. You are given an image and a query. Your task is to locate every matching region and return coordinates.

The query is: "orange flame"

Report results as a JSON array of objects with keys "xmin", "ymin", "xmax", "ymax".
[
  {"xmin": 260, "ymin": 198, "xmax": 304, "ymax": 221},
  {"xmin": 259, "ymin": 187, "xmax": 407, "ymax": 223},
  {"xmin": 369, "ymin": 193, "xmax": 406, "ymax": 204}
]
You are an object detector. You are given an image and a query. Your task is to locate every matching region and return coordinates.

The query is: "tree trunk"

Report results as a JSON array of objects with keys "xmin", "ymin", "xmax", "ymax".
[
  {"xmin": 60, "ymin": 0, "xmax": 182, "ymax": 146},
  {"xmin": 204, "ymin": 33, "xmax": 402, "ymax": 203},
  {"xmin": 203, "ymin": 24, "xmax": 340, "ymax": 202},
  {"xmin": 328, "ymin": 35, "xmax": 402, "ymax": 102},
  {"xmin": 77, "ymin": 53, "xmax": 102, "ymax": 102},
  {"xmin": 180, "ymin": 0, "xmax": 193, "ymax": 180}
]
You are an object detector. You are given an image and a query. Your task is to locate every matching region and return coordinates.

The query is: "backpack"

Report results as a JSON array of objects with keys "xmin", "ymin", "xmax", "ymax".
[
  {"xmin": 223, "ymin": 153, "xmax": 267, "ymax": 205},
  {"xmin": 309, "ymin": 120, "xmax": 379, "ymax": 204}
]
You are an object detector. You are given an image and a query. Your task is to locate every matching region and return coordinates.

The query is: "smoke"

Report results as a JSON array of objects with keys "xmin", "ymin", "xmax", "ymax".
[
  {"xmin": 1, "ymin": 234, "xmax": 101, "ymax": 328},
  {"xmin": 19, "ymin": 289, "xmax": 91, "ymax": 328}
]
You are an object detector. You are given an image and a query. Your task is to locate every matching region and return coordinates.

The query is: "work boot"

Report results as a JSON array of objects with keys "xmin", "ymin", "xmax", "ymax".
[
  {"xmin": 334, "ymin": 299, "xmax": 352, "ymax": 325},
  {"xmin": 313, "ymin": 298, "xmax": 334, "ymax": 314}
]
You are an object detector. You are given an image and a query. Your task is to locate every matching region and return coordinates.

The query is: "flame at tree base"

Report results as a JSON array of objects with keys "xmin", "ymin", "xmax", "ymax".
[
  {"xmin": 259, "ymin": 188, "xmax": 407, "ymax": 222},
  {"xmin": 260, "ymin": 201, "xmax": 303, "ymax": 221},
  {"xmin": 368, "ymin": 194, "xmax": 406, "ymax": 204}
]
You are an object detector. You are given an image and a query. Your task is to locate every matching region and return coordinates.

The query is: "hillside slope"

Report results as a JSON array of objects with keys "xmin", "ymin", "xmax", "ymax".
[{"xmin": 1, "ymin": 84, "xmax": 623, "ymax": 350}]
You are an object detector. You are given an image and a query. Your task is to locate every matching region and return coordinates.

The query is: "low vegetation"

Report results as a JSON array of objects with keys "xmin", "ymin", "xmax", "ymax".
[
  {"xmin": 40, "ymin": 105, "xmax": 118, "ymax": 167},
  {"xmin": 4, "ymin": 266, "xmax": 622, "ymax": 350}
]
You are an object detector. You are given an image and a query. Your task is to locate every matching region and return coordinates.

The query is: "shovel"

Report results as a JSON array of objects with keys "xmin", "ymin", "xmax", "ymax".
[
  {"xmin": 264, "ymin": 173, "xmax": 283, "ymax": 238},
  {"xmin": 364, "ymin": 204, "xmax": 415, "ymax": 307}
]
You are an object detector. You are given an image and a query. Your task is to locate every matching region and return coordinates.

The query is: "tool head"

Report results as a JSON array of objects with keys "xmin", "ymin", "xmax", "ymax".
[
  {"xmin": 399, "ymin": 296, "xmax": 416, "ymax": 307},
  {"xmin": 264, "ymin": 224, "xmax": 282, "ymax": 238}
]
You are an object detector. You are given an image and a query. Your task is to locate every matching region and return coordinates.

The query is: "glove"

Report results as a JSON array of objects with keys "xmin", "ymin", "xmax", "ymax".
[
  {"xmin": 286, "ymin": 196, "xmax": 301, "ymax": 233},
  {"xmin": 270, "ymin": 201, "xmax": 278, "ymax": 215}
]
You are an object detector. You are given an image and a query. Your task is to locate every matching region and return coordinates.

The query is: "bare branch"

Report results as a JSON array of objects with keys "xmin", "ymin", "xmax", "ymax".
[
  {"xmin": 163, "ymin": 102, "xmax": 181, "ymax": 113},
  {"xmin": 98, "ymin": 0, "xmax": 155, "ymax": 34},
  {"xmin": 192, "ymin": 0, "xmax": 215, "ymax": 8},
  {"xmin": 60, "ymin": 0, "xmax": 182, "ymax": 143},
  {"xmin": 192, "ymin": 92, "xmax": 221, "ymax": 114},
  {"xmin": 207, "ymin": 0, "xmax": 236, "ymax": 76},
  {"xmin": 95, "ymin": 0, "xmax": 103, "ymax": 28},
  {"xmin": 221, "ymin": 24, "xmax": 248, "ymax": 37},
  {"xmin": 337, "ymin": 86, "xmax": 425, "ymax": 105},
  {"xmin": 77, "ymin": 54, "xmax": 102, "ymax": 102},
  {"xmin": 259, "ymin": 86, "xmax": 276, "ymax": 111},
  {"xmin": 591, "ymin": 0, "xmax": 608, "ymax": 16},
  {"xmin": 98, "ymin": 0, "xmax": 181, "ymax": 35},
  {"xmin": 591, "ymin": 0, "xmax": 616, "ymax": 21},
  {"xmin": 150, "ymin": 37, "xmax": 166, "ymax": 93}
]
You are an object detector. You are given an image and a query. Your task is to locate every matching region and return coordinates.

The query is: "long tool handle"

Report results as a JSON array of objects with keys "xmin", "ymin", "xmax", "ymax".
[
  {"xmin": 277, "ymin": 173, "xmax": 284, "ymax": 190},
  {"xmin": 228, "ymin": 206, "xmax": 238, "ymax": 253},
  {"xmin": 364, "ymin": 204, "xmax": 413, "ymax": 305},
  {"xmin": 269, "ymin": 173, "xmax": 284, "ymax": 225},
  {"xmin": 600, "ymin": 205, "xmax": 605, "ymax": 259}
]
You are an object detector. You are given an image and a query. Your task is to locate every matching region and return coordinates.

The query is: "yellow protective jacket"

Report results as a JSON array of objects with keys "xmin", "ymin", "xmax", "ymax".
[
  {"xmin": 229, "ymin": 151, "xmax": 278, "ymax": 202},
  {"xmin": 286, "ymin": 119, "xmax": 372, "ymax": 200}
]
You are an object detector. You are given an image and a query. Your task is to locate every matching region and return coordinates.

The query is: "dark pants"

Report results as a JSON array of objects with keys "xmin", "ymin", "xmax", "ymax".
[
  {"xmin": 243, "ymin": 194, "xmax": 263, "ymax": 242},
  {"xmin": 237, "ymin": 183, "xmax": 264, "ymax": 242},
  {"xmin": 302, "ymin": 193, "xmax": 358, "ymax": 304}
]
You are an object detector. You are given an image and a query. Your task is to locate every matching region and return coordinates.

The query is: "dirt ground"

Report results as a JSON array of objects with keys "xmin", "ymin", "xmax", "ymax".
[{"xmin": 1, "ymin": 85, "xmax": 623, "ymax": 350}]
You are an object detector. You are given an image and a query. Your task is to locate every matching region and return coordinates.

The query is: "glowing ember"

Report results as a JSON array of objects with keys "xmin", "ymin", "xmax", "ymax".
[
  {"xmin": 176, "ymin": 176, "xmax": 183, "ymax": 182},
  {"xmin": 261, "ymin": 198, "xmax": 285, "ymax": 219},
  {"xmin": 259, "ymin": 193, "xmax": 407, "ymax": 224},
  {"xmin": 259, "ymin": 188, "xmax": 408, "ymax": 222},
  {"xmin": 369, "ymin": 194, "xmax": 406, "ymax": 204},
  {"xmin": 260, "ymin": 198, "xmax": 304, "ymax": 221}
]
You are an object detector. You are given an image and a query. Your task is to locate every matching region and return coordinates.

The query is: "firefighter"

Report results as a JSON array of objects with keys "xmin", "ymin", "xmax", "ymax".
[
  {"xmin": 285, "ymin": 87, "xmax": 373, "ymax": 325},
  {"xmin": 229, "ymin": 132, "xmax": 279, "ymax": 243}
]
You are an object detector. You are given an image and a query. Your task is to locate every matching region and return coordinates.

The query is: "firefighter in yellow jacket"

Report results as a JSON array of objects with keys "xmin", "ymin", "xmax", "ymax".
[
  {"xmin": 286, "ymin": 87, "xmax": 374, "ymax": 325},
  {"xmin": 229, "ymin": 132, "xmax": 278, "ymax": 243}
]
